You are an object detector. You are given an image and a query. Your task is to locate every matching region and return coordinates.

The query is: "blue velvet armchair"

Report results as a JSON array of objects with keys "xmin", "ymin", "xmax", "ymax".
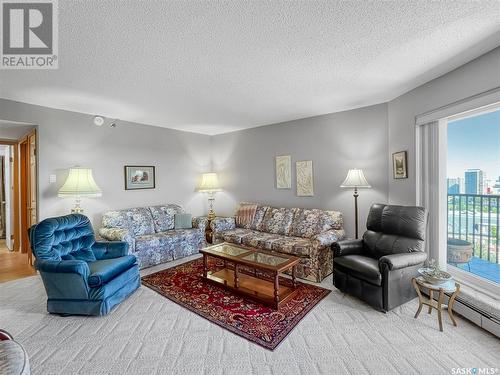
[{"xmin": 29, "ymin": 214, "xmax": 140, "ymax": 316}]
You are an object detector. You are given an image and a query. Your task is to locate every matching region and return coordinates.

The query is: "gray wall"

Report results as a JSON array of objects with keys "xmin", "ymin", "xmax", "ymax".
[
  {"xmin": 388, "ymin": 46, "xmax": 500, "ymax": 205},
  {"xmin": 0, "ymin": 99, "xmax": 212, "ymax": 225},
  {"xmin": 212, "ymin": 104, "xmax": 389, "ymax": 238}
]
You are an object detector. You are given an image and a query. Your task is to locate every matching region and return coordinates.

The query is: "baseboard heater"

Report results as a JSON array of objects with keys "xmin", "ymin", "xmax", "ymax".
[{"xmin": 422, "ymin": 289, "xmax": 500, "ymax": 338}]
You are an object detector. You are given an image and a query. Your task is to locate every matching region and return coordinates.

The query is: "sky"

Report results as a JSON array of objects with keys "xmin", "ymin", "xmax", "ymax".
[{"xmin": 447, "ymin": 109, "xmax": 500, "ymax": 181}]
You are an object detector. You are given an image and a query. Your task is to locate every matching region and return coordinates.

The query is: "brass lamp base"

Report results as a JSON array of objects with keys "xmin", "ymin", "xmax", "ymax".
[{"xmin": 71, "ymin": 197, "xmax": 84, "ymax": 214}]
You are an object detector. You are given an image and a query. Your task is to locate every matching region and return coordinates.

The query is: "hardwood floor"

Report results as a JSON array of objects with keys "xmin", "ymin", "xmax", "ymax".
[{"xmin": 0, "ymin": 240, "xmax": 37, "ymax": 283}]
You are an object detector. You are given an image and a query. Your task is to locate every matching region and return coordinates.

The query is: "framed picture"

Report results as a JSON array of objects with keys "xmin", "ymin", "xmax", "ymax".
[
  {"xmin": 392, "ymin": 151, "xmax": 408, "ymax": 179},
  {"xmin": 124, "ymin": 166, "xmax": 155, "ymax": 190},
  {"xmin": 296, "ymin": 160, "xmax": 314, "ymax": 196},
  {"xmin": 275, "ymin": 155, "xmax": 291, "ymax": 189}
]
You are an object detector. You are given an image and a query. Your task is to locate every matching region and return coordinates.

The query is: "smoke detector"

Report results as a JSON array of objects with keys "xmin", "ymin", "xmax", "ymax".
[{"xmin": 93, "ymin": 115, "xmax": 105, "ymax": 126}]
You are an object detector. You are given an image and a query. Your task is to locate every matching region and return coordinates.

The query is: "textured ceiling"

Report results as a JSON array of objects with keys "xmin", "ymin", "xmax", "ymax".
[{"xmin": 1, "ymin": 1, "xmax": 499, "ymax": 135}]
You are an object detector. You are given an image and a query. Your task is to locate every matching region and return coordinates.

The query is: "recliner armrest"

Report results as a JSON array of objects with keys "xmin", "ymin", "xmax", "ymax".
[
  {"xmin": 92, "ymin": 241, "xmax": 129, "ymax": 260},
  {"xmin": 35, "ymin": 259, "xmax": 90, "ymax": 278},
  {"xmin": 379, "ymin": 252, "xmax": 427, "ymax": 271},
  {"xmin": 332, "ymin": 239, "xmax": 364, "ymax": 257}
]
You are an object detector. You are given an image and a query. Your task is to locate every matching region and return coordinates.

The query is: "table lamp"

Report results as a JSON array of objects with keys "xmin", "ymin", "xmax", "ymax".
[
  {"xmin": 340, "ymin": 169, "xmax": 371, "ymax": 239},
  {"xmin": 198, "ymin": 172, "xmax": 221, "ymax": 221},
  {"xmin": 58, "ymin": 167, "xmax": 102, "ymax": 213}
]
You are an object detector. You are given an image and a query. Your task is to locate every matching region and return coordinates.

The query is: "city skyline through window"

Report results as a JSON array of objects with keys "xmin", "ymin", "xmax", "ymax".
[{"xmin": 446, "ymin": 106, "xmax": 499, "ymax": 285}]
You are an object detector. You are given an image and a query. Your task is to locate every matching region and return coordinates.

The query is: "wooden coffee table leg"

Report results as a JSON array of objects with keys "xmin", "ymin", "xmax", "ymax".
[
  {"xmin": 292, "ymin": 265, "xmax": 297, "ymax": 288},
  {"xmin": 234, "ymin": 264, "xmax": 239, "ymax": 288},
  {"xmin": 274, "ymin": 272, "xmax": 280, "ymax": 308},
  {"xmin": 203, "ymin": 254, "xmax": 208, "ymax": 278}
]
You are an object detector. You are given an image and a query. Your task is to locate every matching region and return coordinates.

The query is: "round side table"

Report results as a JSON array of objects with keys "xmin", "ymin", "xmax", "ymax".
[{"xmin": 412, "ymin": 276, "xmax": 460, "ymax": 332}]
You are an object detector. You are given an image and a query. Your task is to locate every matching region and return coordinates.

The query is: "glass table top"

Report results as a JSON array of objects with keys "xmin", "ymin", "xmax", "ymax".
[
  {"xmin": 206, "ymin": 243, "xmax": 291, "ymax": 267},
  {"xmin": 210, "ymin": 244, "xmax": 250, "ymax": 257},
  {"xmin": 241, "ymin": 252, "xmax": 289, "ymax": 266}
]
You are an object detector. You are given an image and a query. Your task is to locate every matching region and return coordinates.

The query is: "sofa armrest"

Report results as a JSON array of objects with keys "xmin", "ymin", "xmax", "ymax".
[
  {"xmin": 98, "ymin": 227, "xmax": 135, "ymax": 252},
  {"xmin": 192, "ymin": 216, "xmax": 208, "ymax": 230},
  {"xmin": 35, "ymin": 259, "xmax": 90, "ymax": 277},
  {"xmin": 312, "ymin": 229, "xmax": 346, "ymax": 249},
  {"xmin": 379, "ymin": 252, "xmax": 427, "ymax": 271},
  {"xmin": 92, "ymin": 241, "xmax": 129, "ymax": 260},
  {"xmin": 210, "ymin": 217, "xmax": 236, "ymax": 233},
  {"xmin": 332, "ymin": 239, "xmax": 364, "ymax": 257}
]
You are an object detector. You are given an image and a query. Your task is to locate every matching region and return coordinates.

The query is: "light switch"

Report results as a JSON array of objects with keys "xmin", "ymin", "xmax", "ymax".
[{"xmin": 49, "ymin": 174, "xmax": 56, "ymax": 183}]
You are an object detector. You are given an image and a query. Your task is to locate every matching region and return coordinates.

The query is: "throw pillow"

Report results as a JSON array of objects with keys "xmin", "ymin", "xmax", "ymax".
[{"xmin": 174, "ymin": 213, "xmax": 193, "ymax": 229}]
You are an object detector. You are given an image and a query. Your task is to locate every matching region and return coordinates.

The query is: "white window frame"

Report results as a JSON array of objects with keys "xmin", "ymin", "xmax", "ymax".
[
  {"xmin": 443, "ymin": 102, "xmax": 500, "ymax": 300},
  {"xmin": 415, "ymin": 91, "xmax": 500, "ymax": 301}
]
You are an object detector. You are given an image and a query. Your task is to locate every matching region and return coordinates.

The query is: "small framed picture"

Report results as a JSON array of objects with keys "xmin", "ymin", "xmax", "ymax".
[
  {"xmin": 392, "ymin": 151, "xmax": 408, "ymax": 179},
  {"xmin": 124, "ymin": 166, "xmax": 155, "ymax": 190}
]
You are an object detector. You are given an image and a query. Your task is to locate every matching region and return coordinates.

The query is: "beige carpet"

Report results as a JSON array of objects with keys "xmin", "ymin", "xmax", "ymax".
[{"xmin": 1, "ymin": 254, "xmax": 499, "ymax": 375}]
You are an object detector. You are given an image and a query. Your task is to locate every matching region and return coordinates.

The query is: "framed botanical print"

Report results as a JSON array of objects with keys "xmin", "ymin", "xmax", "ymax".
[
  {"xmin": 392, "ymin": 151, "xmax": 408, "ymax": 179},
  {"xmin": 124, "ymin": 166, "xmax": 155, "ymax": 190}
]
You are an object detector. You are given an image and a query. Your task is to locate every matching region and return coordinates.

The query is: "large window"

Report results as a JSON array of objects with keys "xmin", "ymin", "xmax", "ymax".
[{"xmin": 446, "ymin": 108, "xmax": 500, "ymax": 286}]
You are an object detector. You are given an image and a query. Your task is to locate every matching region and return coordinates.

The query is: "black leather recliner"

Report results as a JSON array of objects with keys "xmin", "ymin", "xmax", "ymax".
[{"xmin": 332, "ymin": 203, "xmax": 428, "ymax": 312}]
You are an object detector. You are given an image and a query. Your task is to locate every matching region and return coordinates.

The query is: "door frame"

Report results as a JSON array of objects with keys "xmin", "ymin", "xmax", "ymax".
[{"xmin": 18, "ymin": 129, "xmax": 37, "ymax": 264}]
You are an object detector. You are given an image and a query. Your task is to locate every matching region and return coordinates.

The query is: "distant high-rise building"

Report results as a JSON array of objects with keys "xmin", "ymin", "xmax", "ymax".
[
  {"xmin": 464, "ymin": 169, "xmax": 484, "ymax": 194},
  {"xmin": 447, "ymin": 178, "xmax": 462, "ymax": 194}
]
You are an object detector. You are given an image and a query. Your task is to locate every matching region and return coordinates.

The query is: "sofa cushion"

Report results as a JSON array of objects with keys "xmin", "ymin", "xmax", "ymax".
[
  {"xmin": 88, "ymin": 255, "xmax": 137, "ymax": 288},
  {"xmin": 334, "ymin": 255, "xmax": 382, "ymax": 286},
  {"xmin": 290, "ymin": 208, "xmax": 343, "ymax": 238},
  {"xmin": 149, "ymin": 204, "xmax": 184, "ymax": 232},
  {"xmin": 259, "ymin": 207, "xmax": 296, "ymax": 235},
  {"xmin": 217, "ymin": 228, "xmax": 260, "ymax": 244},
  {"xmin": 135, "ymin": 229, "xmax": 204, "ymax": 260},
  {"xmin": 247, "ymin": 205, "xmax": 270, "ymax": 230},
  {"xmin": 102, "ymin": 207, "xmax": 155, "ymax": 236},
  {"xmin": 271, "ymin": 237, "xmax": 314, "ymax": 257},
  {"xmin": 242, "ymin": 231, "xmax": 283, "ymax": 250}
]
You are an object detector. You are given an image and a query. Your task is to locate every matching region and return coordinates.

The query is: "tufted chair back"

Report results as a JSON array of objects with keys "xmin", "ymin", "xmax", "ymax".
[
  {"xmin": 29, "ymin": 214, "xmax": 96, "ymax": 261},
  {"xmin": 363, "ymin": 203, "xmax": 428, "ymax": 258}
]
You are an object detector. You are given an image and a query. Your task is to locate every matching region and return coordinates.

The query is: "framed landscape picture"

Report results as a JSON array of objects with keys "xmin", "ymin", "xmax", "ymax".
[
  {"xmin": 124, "ymin": 166, "xmax": 155, "ymax": 190},
  {"xmin": 392, "ymin": 151, "xmax": 408, "ymax": 179}
]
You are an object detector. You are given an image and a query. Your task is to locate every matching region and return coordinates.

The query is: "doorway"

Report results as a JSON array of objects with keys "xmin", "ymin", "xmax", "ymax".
[{"xmin": 0, "ymin": 124, "xmax": 38, "ymax": 283}]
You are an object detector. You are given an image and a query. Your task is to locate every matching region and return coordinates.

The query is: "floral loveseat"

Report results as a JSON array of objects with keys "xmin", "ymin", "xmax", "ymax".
[
  {"xmin": 99, "ymin": 204, "xmax": 207, "ymax": 269},
  {"xmin": 211, "ymin": 204, "xmax": 345, "ymax": 282}
]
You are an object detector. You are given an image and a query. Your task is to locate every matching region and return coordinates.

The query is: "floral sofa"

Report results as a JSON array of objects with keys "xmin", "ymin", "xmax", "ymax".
[
  {"xmin": 211, "ymin": 204, "xmax": 345, "ymax": 282},
  {"xmin": 99, "ymin": 204, "xmax": 207, "ymax": 269}
]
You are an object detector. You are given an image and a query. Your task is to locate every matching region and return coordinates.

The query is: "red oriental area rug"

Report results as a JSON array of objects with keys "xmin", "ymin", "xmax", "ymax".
[{"xmin": 141, "ymin": 258, "xmax": 330, "ymax": 350}]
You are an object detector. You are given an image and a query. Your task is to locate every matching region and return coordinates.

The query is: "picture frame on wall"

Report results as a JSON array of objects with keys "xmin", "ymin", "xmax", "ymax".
[
  {"xmin": 392, "ymin": 151, "xmax": 408, "ymax": 179},
  {"xmin": 275, "ymin": 155, "xmax": 291, "ymax": 189},
  {"xmin": 124, "ymin": 165, "xmax": 155, "ymax": 190},
  {"xmin": 296, "ymin": 160, "xmax": 314, "ymax": 196}
]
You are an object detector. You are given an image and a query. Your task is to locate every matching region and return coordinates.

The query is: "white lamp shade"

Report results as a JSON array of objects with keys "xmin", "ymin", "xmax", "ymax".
[
  {"xmin": 340, "ymin": 169, "xmax": 371, "ymax": 188},
  {"xmin": 198, "ymin": 172, "xmax": 221, "ymax": 192},
  {"xmin": 58, "ymin": 168, "xmax": 102, "ymax": 197}
]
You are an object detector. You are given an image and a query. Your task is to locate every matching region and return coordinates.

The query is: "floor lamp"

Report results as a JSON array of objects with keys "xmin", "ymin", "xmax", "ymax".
[{"xmin": 340, "ymin": 169, "xmax": 371, "ymax": 239}]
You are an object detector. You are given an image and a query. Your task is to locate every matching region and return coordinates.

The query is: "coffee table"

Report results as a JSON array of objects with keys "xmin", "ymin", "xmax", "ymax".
[{"xmin": 200, "ymin": 242, "xmax": 300, "ymax": 309}]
